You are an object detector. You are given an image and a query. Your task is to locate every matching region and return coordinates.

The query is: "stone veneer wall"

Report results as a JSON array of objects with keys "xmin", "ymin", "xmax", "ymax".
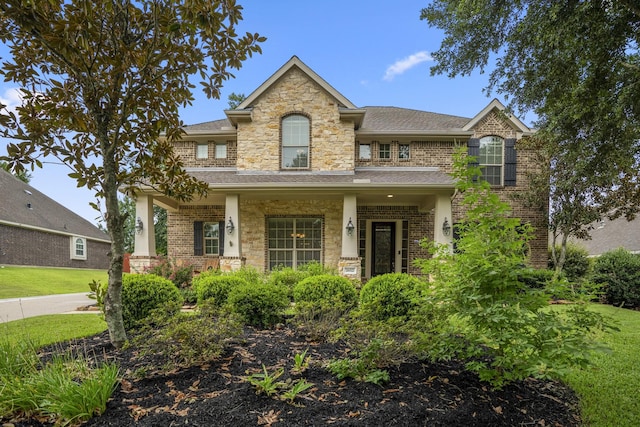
[
  {"xmin": 236, "ymin": 68, "xmax": 356, "ymax": 172},
  {"xmin": 173, "ymin": 140, "xmax": 237, "ymax": 168},
  {"xmin": 355, "ymin": 140, "xmax": 456, "ymax": 172},
  {"xmin": 356, "ymin": 205, "xmax": 433, "ymax": 277},
  {"xmin": 240, "ymin": 198, "xmax": 343, "ymax": 271}
]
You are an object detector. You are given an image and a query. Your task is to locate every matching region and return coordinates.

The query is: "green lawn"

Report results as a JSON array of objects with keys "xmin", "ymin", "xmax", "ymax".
[
  {"xmin": 0, "ymin": 266, "xmax": 107, "ymax": 299},
  {"xmin": 0, "ymin": 314, "xmax": 107, "ymax": 347},
  {"xmin": 564, "ymin": 304, "xmax": 640, "ymax": 426}
]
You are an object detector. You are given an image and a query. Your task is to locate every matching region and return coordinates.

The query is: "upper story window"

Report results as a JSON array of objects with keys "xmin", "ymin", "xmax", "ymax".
[
  {"xmin": 379, "ymin": 143, "xmax": 391, "ymax": 159},
  {"xmin": 215, "ymin": 143, "xmax": 227, "ymax": 159},
  {"xmin": 359, "ymin": 144, "xmax": 371, "ymax": 160},
  {"xmin": 282, "ymin": 114, "xmax": 309, "ymax": 169},
  {"xmin": 196, "ymin": 143, "xmax": 208, "ymax": 159},
  {"xmin": 399, "ymin": 144, "xmax": 410, "ymax": 160},
  {"xmin": 479, "ymin": 136, "xmax": 504, "ymax": 185},
  {"xmin": 70, "ymin": 236, "xmax": 87, "ymax": 260}
]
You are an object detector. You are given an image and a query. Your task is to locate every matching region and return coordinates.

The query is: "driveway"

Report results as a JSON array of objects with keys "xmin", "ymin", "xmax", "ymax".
[{"xmin": 0, "ymin": 292, "xmax": 95, "ymax": 323}]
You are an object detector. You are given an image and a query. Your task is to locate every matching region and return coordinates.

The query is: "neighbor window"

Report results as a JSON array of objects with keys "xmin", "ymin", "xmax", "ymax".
[
  {"xmin": 359, "ymin": 144, "xmax": 371, "ymax": 160},
  {"xmin": 379, "ymin": 143, "xmax": 391, "ymax": 159},
  {"xmin": 268, "ymin": 217, "xmax": 321, "ymax": 270},
  {"xmin": 479, "ymin": 136, "xmax": 504, "ymax": 185},
  {"xmin": 281, "ymin": 115, "xmax": 309, "ymax": 168},
  {"xmin": 215, "ymin": 143, "xmax": 227, "ymax": 159},
  {"xmin": 204, "ymin": 222, "xmax": 220, "ymax": 255},
  {"xmin": 70, "ymin": 237, "xmax": 87, "ymax": 260},
  {"xmin": 399, "ymin": 144, "xmax": 410, "ymax": 160},
  {"xmin": 196, "ymin": 143, "xmax": 208, "ymax": 159}
]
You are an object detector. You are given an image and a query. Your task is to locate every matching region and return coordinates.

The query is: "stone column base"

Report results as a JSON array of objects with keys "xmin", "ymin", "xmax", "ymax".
[
  {"xmin": 128, "ymin": 256, "xmax": 160, "ymax": 274},
  {"xmin": 338, "ymin": 257, "xmax": 361, "ymax": 281},
  {"xmin": 220, "ymin": 256, "xmax": 246, "ymax": 272}
]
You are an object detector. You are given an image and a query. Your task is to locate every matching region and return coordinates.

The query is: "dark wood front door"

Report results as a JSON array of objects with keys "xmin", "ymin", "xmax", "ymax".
[{"xmin": 372, "ymin": 222, "xmax": 396, "ymax": 277}]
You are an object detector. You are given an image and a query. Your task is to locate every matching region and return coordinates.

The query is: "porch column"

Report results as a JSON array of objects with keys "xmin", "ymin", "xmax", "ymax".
[
  {"xmin": 221, "ymin": 193, "xmax": 243, "ymax": 272},
  {"xmin": 339, "ymin": 194, "xmax": 360, "ymax": 279},
  {"xmin": 132, "ymin": 194, "xmax": 156, "ymax": 258},
  {"xmin": 433, "ymin": 193, "xmax": 453, "ymax": 250}
]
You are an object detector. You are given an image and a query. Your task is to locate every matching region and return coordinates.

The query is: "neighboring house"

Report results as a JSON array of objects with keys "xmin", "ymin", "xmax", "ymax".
[
  {"xmin": 0, "ymin": 169, "xmax": 110, "ymax": 269},
  {"xmin": 570, "ymin": 217, "xmax": 640, "ymax": 256},
  {"xmin": 131, "ymin": 56, "xmax": 547, "ymax": 279}
]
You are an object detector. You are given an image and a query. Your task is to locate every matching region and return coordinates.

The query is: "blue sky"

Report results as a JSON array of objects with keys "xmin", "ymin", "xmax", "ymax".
[{"xmin": 0, "ymin": 1, "xmax": 528, "ymax": 224}]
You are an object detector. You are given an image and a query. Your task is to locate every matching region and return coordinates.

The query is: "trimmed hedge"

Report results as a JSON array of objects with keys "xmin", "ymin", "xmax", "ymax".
[
  {"xmin": 358, "ymin": 273, "xmax": 428, "ymax": 321},
  {"xmin": 592, "ymin": 248, "xmax": 640, "ymax": 308},
  {"xmin": 227, "ymin": 283, "xmax": 289, "ymax": 328},
  {"xmin": 293, "ymin": 274, "xmax": 358, "ymax": 308},
  {"xmin": 193, "ymin": 275, "xmax": 248, "ymax": 306},
  {"xmin": 122, "ymin": 274, "xmax": 183, "ymax": 329}
]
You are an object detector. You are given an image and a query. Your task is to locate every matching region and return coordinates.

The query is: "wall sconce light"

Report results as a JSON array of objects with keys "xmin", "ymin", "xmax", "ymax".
[
  {"xmin": 135, "ymin": 217, "xmax": 143, "ymax": 234},
  {"xmin": 345, "ymin": 217, "xmax": 355, "ymax": 236},
  {"xmin": 226, "ymin": 216, "xmax": 235, "ymax": 235},
  {"xmin": 442, "ymin": 217, "xmax": 451, "ymax": 236}
]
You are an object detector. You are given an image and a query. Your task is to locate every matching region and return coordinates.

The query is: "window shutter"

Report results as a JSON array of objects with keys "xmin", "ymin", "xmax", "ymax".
[
  {"xmin": 504, "ymin": 138, "xmax": 517, "ymax": 186},
  {"xmin": 468, "ymin": 138, "xmax": 480, "ymax": 181},
  {"xmin": 194, "ymin": 221, "xmax": 203, "ymax": 256},
  {"xmin": 218, "ymin": 220, "xmax": 225, "ymax": 256}
]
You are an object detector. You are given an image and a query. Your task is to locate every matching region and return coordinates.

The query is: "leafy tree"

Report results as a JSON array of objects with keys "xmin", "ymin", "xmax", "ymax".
[
  {"xmin": 422, "ymin": 1, "xmax": 640, "ymax": 272},
  {"xmin": 154, "ymin": 205, "xmax": 167, "ymax": 256},
  {"xmin": 0, "ymin": 160, "xmax": 30, "ymax": 183},
  {"xmin": 227, "ymin": 92, "xmax": 246, "ymax": 109},
  {"xmin": 0, "ymin": 0, "xmax": 264, "ymax": 348}
]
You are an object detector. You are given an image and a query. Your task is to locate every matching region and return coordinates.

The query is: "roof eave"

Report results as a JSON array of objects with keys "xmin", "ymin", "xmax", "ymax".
[{"xmin": 355, "ymin": 129, "xmax": 473, "ymax": 139}]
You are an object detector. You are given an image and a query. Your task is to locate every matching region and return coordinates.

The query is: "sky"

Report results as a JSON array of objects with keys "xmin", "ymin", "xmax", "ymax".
[{"xmin": 0, "ymin": 0, "xmax": 532, "ymax": 225}]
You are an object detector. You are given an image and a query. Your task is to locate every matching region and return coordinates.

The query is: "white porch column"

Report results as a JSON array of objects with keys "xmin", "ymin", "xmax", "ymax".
[
  {"xmin": 224, "ymin": 193, "xmax": 241, "ymax": 258},
  {"xmin": 133, "ymin": 194, "xmax": 156, "ymax": 257},
  {"xmin": 433, "ymin": 193, "xmax": 453, "ymax": 250},
  {"xmin": 341, "ymin": 194, "xmax": 358, "ymax": 258}
]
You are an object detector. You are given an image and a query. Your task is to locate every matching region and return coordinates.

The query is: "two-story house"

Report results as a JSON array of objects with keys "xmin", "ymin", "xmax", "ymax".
[{"xmin": 130, "ymin": 56, "xmax": 547, "ymax": 280}]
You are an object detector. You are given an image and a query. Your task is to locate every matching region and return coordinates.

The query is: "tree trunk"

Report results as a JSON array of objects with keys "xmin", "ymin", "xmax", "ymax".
[{"xmin": 102, "ymin": 148, "xmax": 127, "ymax": 349}]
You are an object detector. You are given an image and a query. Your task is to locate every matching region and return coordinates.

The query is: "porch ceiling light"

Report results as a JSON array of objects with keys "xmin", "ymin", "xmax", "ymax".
[
  {"xmin": 346, "ymin": 217, "xmax": 355, "ymax": 236},
  {"xmin": 135, "ymin": 217, "xmax": 143, "ymax": 234},
  {"xmin": 226, "ymin": 216, "xmax": 235, "ymax": 235},
  {"xmin": 442, "ymin": 217, "xmax": 451, "ymax": 236}
]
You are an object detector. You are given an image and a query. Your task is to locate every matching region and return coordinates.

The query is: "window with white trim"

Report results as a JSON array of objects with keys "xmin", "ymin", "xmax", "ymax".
[
  {"xmin": 281, "ymin": 115, "xmax": 309, "ymax": 169},
  {"xmin": 379, "ymin": 143, "xmax": 391, "ymax": 159},
  {"xmin": 215, "ymin": 143, "xmax": 227, "ymax": 159},
  {"xmin": 268, "ymin": 217, "xmax": 321, "ymax": 270},
  {"xmin": 70, "ymin": 236, "xmax": 87, "ymax": 260},
  {"xmin": 359, "ymin": 144, "xmax": 371, "ymax": 160},
  {"xmin": 399, "ymin": 144, "xmax": 410, "ymax": 160},
  {"xmin": 479, "ymin": 136, "xmax": 504, "ymax": 185},
  {"xmin": 196, "ymin": 143, "xmax": 208, "ymax": 159},
  {"xmin": 204, "ymin": 222, "xmax": 220, "ymax": 255}
]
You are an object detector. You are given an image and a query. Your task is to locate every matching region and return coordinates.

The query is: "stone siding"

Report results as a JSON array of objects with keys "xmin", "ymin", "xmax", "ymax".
[{"xmin": 236, "ymin": 68, "xmax": 355, "ymax": 172}]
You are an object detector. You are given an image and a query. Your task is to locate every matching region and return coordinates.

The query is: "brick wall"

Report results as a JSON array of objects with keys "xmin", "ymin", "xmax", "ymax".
[
  {"xmin": 355, "ymin": 140, "xmax": 456, "ymax": 172},
  {"xmin": 0, "ymin": 224, "xmax": 110, "ymax": 269},
  {"xmin": 173, "ymin": 139, "xmax": 237, "ymax": 168}
]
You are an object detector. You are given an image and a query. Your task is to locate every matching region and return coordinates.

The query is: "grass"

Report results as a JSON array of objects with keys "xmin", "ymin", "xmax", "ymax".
[
  {"xmin": 564, "ymin": 304, "xmax": 640, "ymax": 426},
  {"xmin": 0, "ymin": 266, "xmax": 107, "ymax": 299},
  {"xmin": 0, "ymin": 314, "xmax": 107, "ymax": 347}
]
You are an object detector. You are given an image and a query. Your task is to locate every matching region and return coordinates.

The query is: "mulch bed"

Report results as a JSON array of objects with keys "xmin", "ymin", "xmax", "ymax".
[{"xmin": 8, "ymin": 326, "xmax": 581, "ymax": 426}]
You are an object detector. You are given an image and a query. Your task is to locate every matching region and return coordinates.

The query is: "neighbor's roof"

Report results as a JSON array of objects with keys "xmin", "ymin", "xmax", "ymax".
[
  {"xmin": 570, "ymin": 216, "xmax": 640, "ymax": 256},
  {"xmin": 0, "ymin": 169, "xmax": 110, "ymax": 242},
  {"xmin": 183, "ymin": 106, "xmax": 470, "ymax": 135}
]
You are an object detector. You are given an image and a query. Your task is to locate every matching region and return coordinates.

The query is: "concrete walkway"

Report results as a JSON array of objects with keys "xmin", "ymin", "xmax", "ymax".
[{"xmin": 0, "ymin": 293, "xmax": 95, "ymax": 323}]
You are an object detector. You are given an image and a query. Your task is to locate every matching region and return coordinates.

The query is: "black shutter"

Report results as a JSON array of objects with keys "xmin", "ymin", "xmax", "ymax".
[
  {"xmin": 218, "ymin": 220, "xmax": 225, "ymax": 256},
  {"xmin": 504, "ymin": 138, "xmax": 517, "ymax": 186},
  {"xmin": 468, "ymin": 138, "xmax": 480, "ymax": 181},
  {"xmin": 194, "ymin": 221, "xmax": 203, "ymax": 256}
]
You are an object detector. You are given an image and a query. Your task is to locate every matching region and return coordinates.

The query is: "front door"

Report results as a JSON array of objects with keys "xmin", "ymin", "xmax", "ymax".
[{"xmin": 371, "ymin": 222, "xmax": 396, "ymax": 277}]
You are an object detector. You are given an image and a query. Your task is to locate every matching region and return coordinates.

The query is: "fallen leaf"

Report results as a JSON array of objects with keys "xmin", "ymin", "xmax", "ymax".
[
  {"xmin": 257, "ymin": 409, "xmax": 281, "ymax": 426},
  {"xmin": 347, "ymin": 411, "xmax": 361, "ymax": 418},
  {"xmin": 494, "ymin": 406, "xmax": 503, "ymax": 415}
]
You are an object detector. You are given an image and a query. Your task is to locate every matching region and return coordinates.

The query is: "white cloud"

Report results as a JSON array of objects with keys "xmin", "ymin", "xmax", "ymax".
[
  {"xmin": 383, "ymin": 51, "xmax": 433, "ymax": 81},
  {"xmin": 0, "ymin": 87, "xmax": 23, "ymax": 114}
]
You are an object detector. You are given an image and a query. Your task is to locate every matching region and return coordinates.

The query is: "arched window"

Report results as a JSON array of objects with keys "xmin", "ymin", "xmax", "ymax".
[
  {"xmin": 479, "ymin": 136, "xmax": 504, "ymax": 185},
  {"xmin": 281, "ymin": 115, "xmax": 309, "ymax": 169}
]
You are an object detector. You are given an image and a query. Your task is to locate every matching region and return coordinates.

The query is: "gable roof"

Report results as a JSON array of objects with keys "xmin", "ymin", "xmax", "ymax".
[
  {"xmin": 0, "ymin": 169, "xmax": 110, "ymax": 242},
  {"xmin": 462, "ymin": 99, "xmax": 532, "ymax": 134}
]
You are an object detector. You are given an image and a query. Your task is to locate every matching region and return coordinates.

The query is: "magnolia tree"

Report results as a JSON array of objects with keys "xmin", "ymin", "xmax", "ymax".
[{"xmin": 0, "ymin": 0, "xmax": 264, "ymax": 348}]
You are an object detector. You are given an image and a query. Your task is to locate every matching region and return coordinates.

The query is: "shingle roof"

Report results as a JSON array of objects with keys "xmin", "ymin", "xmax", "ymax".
[
  {"xmin": 570, "ymin": 217, "xmax": 640, "ymax": 256},
  {"xmin": 181, "ymin": 107, "xmax": 470, "ymax": 134},
  {"xmin": 0, "ymin": 169, "xmax": 110, "ymax": 241},
  {"xmin": 186, "ymin": 168, "xmax": 455, "ymax": 187}
]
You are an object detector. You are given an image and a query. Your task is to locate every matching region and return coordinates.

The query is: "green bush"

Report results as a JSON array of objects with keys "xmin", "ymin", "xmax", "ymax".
[
  {"xmin": 293, "ymin": 274, "xmax": 358, "ymax": 308},
  {"xmin": 229, "ymin": 266, "xmax": 266, "ymax": 286},
  {"xmin": 592, "ymin": 248, "xmax": 640, "ymax": 308},
  {"xmin": 227, "ymin": 283, "xmax": 290, "ymax": 328},
  {"xmin": 549, "ymin": 244, "xmax": 592, "ymax": 283},
  {"xmin": 358, "ymin": 273, "xmax": 428, "ymax": 321},
  {"xmin": 122, "ymin": 274, "xmax": 183, "ymax": 329},
  {"xmin": 267, "ymin": 267, "xmax": 308, "ymax": 298},
  {"xmin": 146, "ymin": 257, "xmax": 194, "ymax": 288},
  {"xmin": 518, "ymin": 268, "xmax": 555, "ymax": 290},
  {"xmin": 194, "ymin": 274, "xmax": 248, "ymax": 306}
]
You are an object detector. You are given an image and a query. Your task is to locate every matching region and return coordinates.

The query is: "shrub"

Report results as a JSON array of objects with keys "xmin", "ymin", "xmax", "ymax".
[
  {"xmin": 146, "ymin": 257, "xmax": 194, "ymax": 288},
  {"xmin": 229, "ymin": 266, "xmax": 266, "ymax": 286},
  {"xmin": 298, "ymin": 260, "xmax": 336, "ymax": 276},
  {"xmin": 194, "ymin": 274, "xmax": 248, "ymax": 306},
  {"xmin": 122, "ymin": 274, "xmax": 183, "ymax": 329},
  {"xmin": 267, "ymin": 267, "xmax": 308, "ymax": 298},
  {"xmin": 518, "ymin": 268, "xmax": 555, "ymax": 290},
  {"xmin": 592, "ymin": 248, "xmax": 640, "ymax": 308},
  {"xmin": 293, "ymin": 274, "xmax": 358, "ymax": 308},
  {"xmin": 358, "ymin": 273, "xmax": 428, "ymax": 321},
  {"xmin": 227, "ymin": 283, "xmax": 290, "ymax": 328},
  {"xmin": 549, "ymin": 244, "xmax": 592, "ymax": 283}
]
